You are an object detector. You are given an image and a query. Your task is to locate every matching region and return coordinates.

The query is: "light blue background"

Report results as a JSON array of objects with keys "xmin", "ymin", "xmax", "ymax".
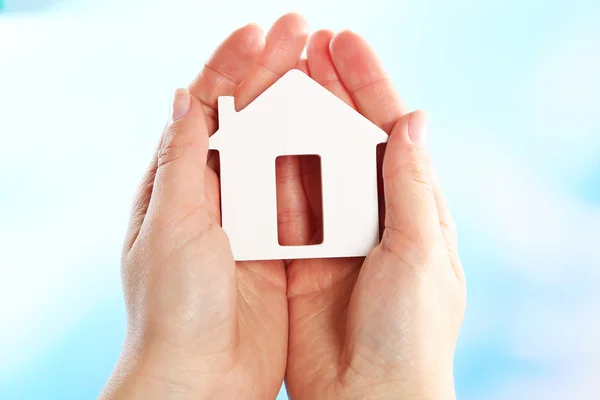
[{"xmin": 1, "ymin": 0, "xmax": 598, "ymax": 399}]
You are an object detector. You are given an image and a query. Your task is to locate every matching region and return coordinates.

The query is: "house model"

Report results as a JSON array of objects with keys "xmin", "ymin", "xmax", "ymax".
[{"xmin": 209, "ymin": 69, "xmax": 388, "ymax": 261}]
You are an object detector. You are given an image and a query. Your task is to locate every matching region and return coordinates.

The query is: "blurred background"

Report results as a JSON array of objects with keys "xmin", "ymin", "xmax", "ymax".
[{"xmin": 1, "ymin": 0, "xmax": 598, "ymax": 399}]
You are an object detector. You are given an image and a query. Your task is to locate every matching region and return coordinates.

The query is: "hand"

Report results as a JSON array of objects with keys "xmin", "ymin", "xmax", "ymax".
[
  {"xmin": 282, "ymin": 31, "xmax": 467, "ymax": 399},
  {"xmin": 100, "ymin": 14, "xmax": 309, "ymax": 400}
]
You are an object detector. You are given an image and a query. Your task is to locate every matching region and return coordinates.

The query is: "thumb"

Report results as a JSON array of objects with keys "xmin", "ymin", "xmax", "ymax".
[
  {"xmin": 380, "ymin": 111, "xmax": 441, "ymax": 265},
  {"xmin": 147, "ymin": 88, "xmax": 211, "ymax": 226}
]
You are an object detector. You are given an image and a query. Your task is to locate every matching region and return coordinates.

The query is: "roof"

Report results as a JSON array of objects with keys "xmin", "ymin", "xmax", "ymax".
[{"xmin": 210, "ymin": 69, "xmax": 388, "ymax": 152}]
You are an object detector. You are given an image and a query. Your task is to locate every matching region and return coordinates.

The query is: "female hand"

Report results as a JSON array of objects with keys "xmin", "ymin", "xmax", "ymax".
[
  {"xmin": 100, "ymin": 14, "xmax": 309, "ymax": 400},
  {"xmin": 283, "ymin": 31, "xmax": 467, "ymax": 400}
]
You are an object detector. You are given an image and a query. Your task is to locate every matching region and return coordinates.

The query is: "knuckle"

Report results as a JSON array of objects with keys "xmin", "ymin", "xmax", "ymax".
[
  {"xmin": 157, "ymin": 136, "xmax": 187, "ymax": 168},
  {"xmin": 384, "ymin": 147, "xmax": 434, "ymax": 193},
  {"xmin": 157, "ymin": 124, "xmax": 204, "ymax": 169},
  {"xmin": 154, "ymin": 203, "xmax": 210, "ymax": 236},
  {"xmin": 276, "ymin": 208, "xmax": 306, "ymax": 224},
  {"xmin": 381, "ymin": 225, "xmax": 437, "ymax": 267}
]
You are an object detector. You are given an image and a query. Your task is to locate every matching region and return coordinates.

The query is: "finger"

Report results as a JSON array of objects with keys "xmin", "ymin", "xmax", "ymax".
[
  {"xmin": 431, "ymin": 168, "xmax": 464, "ymax": 280},
  {"xmin": 304, "ymin": 30, "xmax": 356, "ymax": 236},
  {"xmin": 330, "ymin": 30, "xmax": 407, "ymax": 133},
  {"xmin": 233, "ymin": 13, "xmax": 311, "ymax": 245},
  {"xmin": 189, "ymin": 23, "xmax": 265, "ymax": 134},
  {"xmin": 295, "ymin": 58, "xmax": 309, "ymax": 74},
  {"xmin": 123, "ymin": 134, "xmax": 162, "ymax": 253},
  {"xmin": 204, "ymin": 162, "xmax": 222, "ymax": 225},
  {"xmin": 306, "ymin": 29, "xmax": 354, "ymax": 107},
  {"xmin": 275, "ymin": 155, "xmax": 318, "ymax": 245},
  {"xmin": 379, "ymin": 111, "xmax": 441, "ymax": 265},
  {"xmin": 235, "ymin": 12, "xmax": 309, "ymax": 109},
  {"xmin": 147, "ymin": 89, "xmax": 211, "ymax": 227}
]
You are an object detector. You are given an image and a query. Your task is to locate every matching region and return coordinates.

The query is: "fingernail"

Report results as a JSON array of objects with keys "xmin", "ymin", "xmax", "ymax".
[
  {"xmin": 408, "ymin": 111, "xmax": 429, "ymax": 147},
  {"xmin": 171, "ymin": 88, "xmax": 191, "ymax": 122}
]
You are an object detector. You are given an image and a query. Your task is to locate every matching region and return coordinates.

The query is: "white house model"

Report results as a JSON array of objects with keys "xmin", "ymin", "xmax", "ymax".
[{"xmin": 209, "ymin": 69, "xmax": 388, "ymax": 261}]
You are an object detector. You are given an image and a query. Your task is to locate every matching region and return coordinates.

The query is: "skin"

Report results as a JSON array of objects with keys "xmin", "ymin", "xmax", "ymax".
[{"xmin": 100, "ymin": 13, "xmax": 466, "ymax": 400}]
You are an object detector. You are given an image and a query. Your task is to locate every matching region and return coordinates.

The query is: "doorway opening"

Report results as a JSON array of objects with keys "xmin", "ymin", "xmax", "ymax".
[{"xmin": 275, "ymin": 155, "xmax": 324, "ymax": 246}]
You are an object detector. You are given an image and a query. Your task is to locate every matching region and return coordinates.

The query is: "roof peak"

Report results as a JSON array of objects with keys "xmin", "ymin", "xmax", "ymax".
[
  {"xmin": 240, "ymin": 68, "xmax": 342, "ymax": 114},
  {"xmin": 262, "ymin": 68, "xmax": 322, "ymax": 95}
]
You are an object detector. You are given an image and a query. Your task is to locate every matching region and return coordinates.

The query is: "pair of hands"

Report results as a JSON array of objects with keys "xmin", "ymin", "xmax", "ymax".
[{"xmin": 101, "ymin": 13, "xmax": 466, "ymax": 400}]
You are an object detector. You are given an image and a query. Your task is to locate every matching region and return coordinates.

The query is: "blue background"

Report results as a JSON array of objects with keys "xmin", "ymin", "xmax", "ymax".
[{"xmin": 0, "ymin": 0, "xmax": 599, "ymax": 399}]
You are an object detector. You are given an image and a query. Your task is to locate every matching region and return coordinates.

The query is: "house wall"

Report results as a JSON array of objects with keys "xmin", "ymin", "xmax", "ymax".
[
  {"xmin": 319, "ymin": 148, "xmax": 380, "ymax": 256},
  {"xmin": 219, "ymin": 151, "xmax": 279, "ymax": 260},
  {"xmin": 219, "ymin": 147, "xmax": 380, "ymax": 261}
]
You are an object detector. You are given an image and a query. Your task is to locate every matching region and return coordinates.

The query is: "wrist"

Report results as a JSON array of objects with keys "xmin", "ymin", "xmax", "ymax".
[
  {"xmin": 341, "ymin": 383, "xmax": 456, "ymax": 400},
  {"xmin": 382, "ymin": 378, "xmax": 457, "ymax": 400},
  {"xmin": 337, "ymin": 368, "xmax": 456, "ymax": 400},
  {"xmin": 100, "ymin": 343, "xmax": 220, "ymax": 400},
  {"xmin": 381, "ymin": 374, "xmax": 456, "ymax": 400}
]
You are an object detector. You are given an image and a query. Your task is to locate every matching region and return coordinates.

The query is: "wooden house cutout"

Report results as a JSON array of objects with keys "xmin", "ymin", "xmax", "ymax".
[{"xmin": 209, "ymin": 69, "xmax": 388, "ymax": 261}]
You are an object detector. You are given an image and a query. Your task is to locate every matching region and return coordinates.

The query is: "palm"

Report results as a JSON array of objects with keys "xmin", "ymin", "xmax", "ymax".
[{"xmin": 287, "ymin": 258, "xmax": 362, "ymax": 396}]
